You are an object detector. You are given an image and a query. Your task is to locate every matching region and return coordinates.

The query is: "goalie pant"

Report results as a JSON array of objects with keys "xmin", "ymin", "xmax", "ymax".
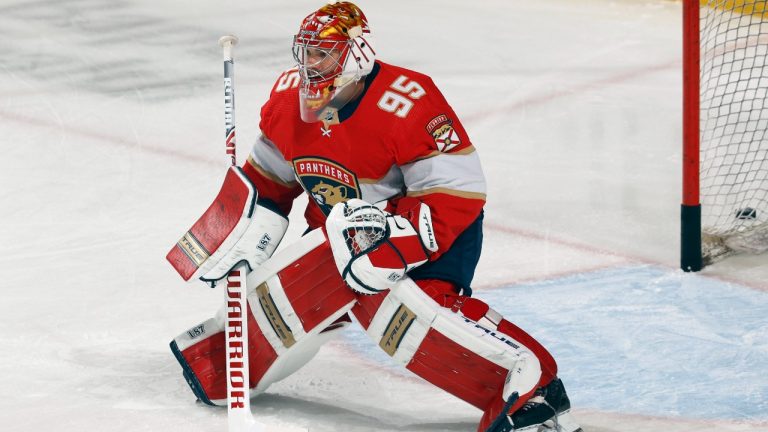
[{"xmin": 170, "ymin": 229, "xmax": 558, "ymax": 432}]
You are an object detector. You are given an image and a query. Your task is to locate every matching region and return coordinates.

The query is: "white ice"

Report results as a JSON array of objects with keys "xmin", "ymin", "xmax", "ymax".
[{"xmin": 1, "ymin": 0, "xmax": 766, "ymax": 431}]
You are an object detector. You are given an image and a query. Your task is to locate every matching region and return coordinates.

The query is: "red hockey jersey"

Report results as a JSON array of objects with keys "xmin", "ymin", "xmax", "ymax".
[{"xmin": 243, "ymin": 60, "xmax": 486, "ymax": 260}]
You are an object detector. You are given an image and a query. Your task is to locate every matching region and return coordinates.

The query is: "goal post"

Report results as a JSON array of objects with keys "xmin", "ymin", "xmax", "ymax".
[
  {"xmin": 682, "ymin": 0, "xmax": 703, "ymax": 272},
  {"xmin": 681, "ymin": 0, "xmax": 768, "ymax": 271}
]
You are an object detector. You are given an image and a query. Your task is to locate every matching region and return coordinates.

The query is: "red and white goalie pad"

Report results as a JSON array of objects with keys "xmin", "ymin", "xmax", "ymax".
[
  {"xmin": 171, "ymin": 227, "xmax": 547, "ymax": 432},
  {"xmin": 351, "ymin": 279, "xmax": 542, "ymax": 415},
  {"xmin": 325, "ymin": 198, "xmax": 438, "ymax": 295},
  {"xmin": 170, "ymin": 229, "xmax": 357, "ymax": 405},
  {"xmin": 166, "ymin": 166, "xmax": 288, "ymax": 284}
]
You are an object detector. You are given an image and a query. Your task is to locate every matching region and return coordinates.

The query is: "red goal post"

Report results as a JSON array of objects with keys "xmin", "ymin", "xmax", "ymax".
[
  {"xmin": 681, "ymin": 0, "xmax": 768, "ymax": 271},
  {"xmin": 682, "ymin": 0, "xmax": 702, "ymax": 272}
]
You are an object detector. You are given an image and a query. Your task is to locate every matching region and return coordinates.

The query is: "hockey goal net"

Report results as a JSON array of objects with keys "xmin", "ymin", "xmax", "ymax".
[{"xmin": 682, "ymin": 0, "xmax": 768, "ymax": 269}]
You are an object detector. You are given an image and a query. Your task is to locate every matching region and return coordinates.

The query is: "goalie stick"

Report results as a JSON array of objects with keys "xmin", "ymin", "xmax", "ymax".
[
  {"xmin": 484, "ymin": 393, "xmax": 519, "ymax": 432},
  {"xmin": 218, "ymin": 34, "xmax": 265, "ymax": 432}
]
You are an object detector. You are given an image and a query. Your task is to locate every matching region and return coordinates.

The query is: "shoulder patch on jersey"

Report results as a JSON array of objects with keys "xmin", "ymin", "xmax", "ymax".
[
  {"xmin": 426, "ymin": 114, "xmax": 461, "ymax": 153},
  {"xmin": 293, "ymin": 157, "xmax": 361, "ymax": 215}
]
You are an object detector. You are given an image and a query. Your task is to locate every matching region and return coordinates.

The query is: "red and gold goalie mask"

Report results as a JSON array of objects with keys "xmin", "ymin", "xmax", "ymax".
[{"xmin": 292, "ymin": 2, "xmax": 376, "ymax": 123}]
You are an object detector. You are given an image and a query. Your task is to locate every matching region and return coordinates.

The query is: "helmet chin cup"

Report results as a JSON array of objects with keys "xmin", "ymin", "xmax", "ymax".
[
  {"xmin": 299, "ymin": 84, "xmax": 335, "ymax": 123},
  {"xmin": 298, "ymin": 74, "xmax": 362, "ymax": 123}
]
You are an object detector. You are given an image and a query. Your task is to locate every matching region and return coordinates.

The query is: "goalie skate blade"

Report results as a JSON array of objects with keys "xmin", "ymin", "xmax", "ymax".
[
  {"xmin": 508, "ymin": 411, "xmax": 582, "ymax": 432},
  {"xmin": 554, "ymin": 411, "xmax": 582, "ymax": 432}
]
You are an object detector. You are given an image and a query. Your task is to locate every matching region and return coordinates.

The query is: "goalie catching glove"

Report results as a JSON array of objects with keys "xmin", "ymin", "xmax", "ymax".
[{"xmin": 325, "ymin": 198, "xmax": 438, "ymax": 295}]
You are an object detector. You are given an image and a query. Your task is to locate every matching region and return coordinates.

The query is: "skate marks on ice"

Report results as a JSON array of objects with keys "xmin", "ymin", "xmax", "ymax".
[
  {"xmin": 235, "ymin": 399, "xmax": 768, "ymax": 432},
  {"xmin": 0, "ymin": 0, "xmax": 286, "ymax": 101},
  {"xmin": 246, "ymin": 393, "xmax": 476, "ymax": 432},
  {"xmin": 0, "ymin": 0, "xmax": 211, "ymax": 101},
  {"xmin": 259, "ymin": 341, "xmax": 483, "ymax": 432},
  {"xmin": 334, "ymin": 265, "xmax": 768, "ymax": 428},
  {"xmin": 471, "ymin": 266, "xmax": 768, "ymax": 423},
  {"xmin": 576, "ymin": 410, "xmax": 768, "ymax": 432}
]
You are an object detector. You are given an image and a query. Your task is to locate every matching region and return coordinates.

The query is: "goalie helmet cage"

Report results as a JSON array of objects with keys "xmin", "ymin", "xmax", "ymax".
[{"xmin": 681, "ymin": 0, "xmax": 768, "ymax": 271}]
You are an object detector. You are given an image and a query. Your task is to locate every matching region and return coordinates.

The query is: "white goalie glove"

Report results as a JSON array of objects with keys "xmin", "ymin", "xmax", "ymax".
[{"xmin": 325, "ymin": 198, "xmax": 438, "ymax": 295}]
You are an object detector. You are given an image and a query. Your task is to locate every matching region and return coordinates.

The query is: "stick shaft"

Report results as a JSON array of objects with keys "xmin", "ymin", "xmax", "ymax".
[
  {"xmin": 225, "ymin": 264, "xmax": 263, "ymax": 432},
  {"xmin": 220, "ymin": 35, "xmax": 238, "ymax": 166},
  {"xmin": 218, "ymin": 35, "xmax": 263, "ymax": 432}
]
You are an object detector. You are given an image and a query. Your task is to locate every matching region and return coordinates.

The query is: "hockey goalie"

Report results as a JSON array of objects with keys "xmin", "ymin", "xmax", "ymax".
[{"xmin": 166, "ymin": 2, "xmax": 582, "ymax": 431}]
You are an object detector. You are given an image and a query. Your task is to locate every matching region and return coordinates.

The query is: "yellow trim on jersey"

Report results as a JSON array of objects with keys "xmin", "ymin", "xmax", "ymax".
[
  {"xmin": 358, "ymin": 177, "xmax": 383, "ymax": 184},
  {"xmin": 247, "ymin": 155, "xmax": 298, "ymax": 188},
  {"xmin": 406, "ymin": 187, "xmax": 486, "ymax": 200},
  {"xmin": 449, "ymin": 146, "xmax": 477, "ymax": 156}
]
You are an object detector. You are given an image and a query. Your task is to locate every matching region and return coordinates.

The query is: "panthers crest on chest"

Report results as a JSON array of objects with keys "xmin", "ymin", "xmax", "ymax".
[{"xmin": 293, "ymin": 157, "xmax": 361, "ymax": 215}]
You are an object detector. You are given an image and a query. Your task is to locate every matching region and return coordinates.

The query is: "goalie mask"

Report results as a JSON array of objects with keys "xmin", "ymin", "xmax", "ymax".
[{"xmin": 292, "ymin": 2, "xmax": 376, "ymax": 123}]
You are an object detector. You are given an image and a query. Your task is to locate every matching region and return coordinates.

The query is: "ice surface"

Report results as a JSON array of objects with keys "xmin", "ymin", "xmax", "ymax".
[{"xmin": 1, "ymin": 0, "xmax": 766, "ymax": 431}]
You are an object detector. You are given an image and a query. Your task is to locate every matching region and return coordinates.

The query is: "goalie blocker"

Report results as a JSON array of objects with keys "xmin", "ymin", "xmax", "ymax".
[
  {"xmin": 170, "ymin": 228, "xmax": 571, "ymax": 432},
  {"xmin": 166, "ymin": 166, "xmax": 289, "ymax": 285}
]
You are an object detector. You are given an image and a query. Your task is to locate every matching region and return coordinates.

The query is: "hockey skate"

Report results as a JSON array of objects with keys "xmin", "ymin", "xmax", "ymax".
[
  {"xmin": 508, "ymin": 377, "xmax": 582, "ymax": 432},
  {"xmin": 486, "ymin": 377, "xmax": 582, "ymax": 432}
]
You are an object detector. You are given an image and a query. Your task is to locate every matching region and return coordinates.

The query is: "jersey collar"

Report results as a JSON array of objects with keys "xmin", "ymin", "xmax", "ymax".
[{"xmin": 337, "ymin": 61, "xmax": 381, "ymax": 123}]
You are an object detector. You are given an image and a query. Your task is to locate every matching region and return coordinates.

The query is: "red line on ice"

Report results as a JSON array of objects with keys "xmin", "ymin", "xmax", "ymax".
[
  {"xmin": 0, "ymin": 109, "xmax": 218, "ymax": 167},
  {"xmin": 464, "ymin": 59, "xmax": 680, "ymax": 124}
]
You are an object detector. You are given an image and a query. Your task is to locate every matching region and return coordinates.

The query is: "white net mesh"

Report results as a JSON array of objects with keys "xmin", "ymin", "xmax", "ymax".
[
  {"xmin": 700, "ymin": 1, "xmax": 768, "ymax": 258},
  {"xmin": 342, "ymin": 203, "xmax": 387, "ymax": 256}
]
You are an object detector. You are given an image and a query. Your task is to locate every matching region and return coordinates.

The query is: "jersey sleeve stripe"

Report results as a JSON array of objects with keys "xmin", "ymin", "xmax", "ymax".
[
  {"xmin": 410, "ymin": 145, "xmax": 477, "ymax": 163},
  {"xmin": 406, "ymin": 188, "xmax": 487, "ymax": 200},
  {"xmin": 450, "ymin": 146, "xmax": 476, "ymax": 156},
  {"xmin": 356, "ymin": 165, "xmax": 406, "ymax": 203},
  {"xmin": 246, "ymin": 155, "xmax": 298, "ymax": 188},
  {"xmin": 249, "ymin": 135, "xmax": 297, "ymax": 185},
  {"xmin": 401, "ymin": 151, "xmax": 486, "ymax": 195}
]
